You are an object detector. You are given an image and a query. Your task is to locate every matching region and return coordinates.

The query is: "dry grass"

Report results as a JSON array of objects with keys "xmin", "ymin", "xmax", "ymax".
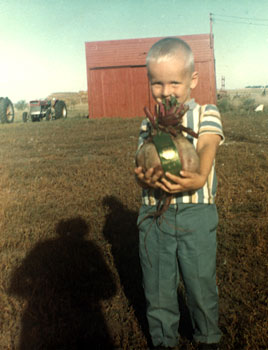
[
  {"xmin": 225, "ymin": 88, "xmax": 268, "ymax": 102},
  {"xmin": 0, "ymin": 109, "xmax": 267, "ymax": 349}
]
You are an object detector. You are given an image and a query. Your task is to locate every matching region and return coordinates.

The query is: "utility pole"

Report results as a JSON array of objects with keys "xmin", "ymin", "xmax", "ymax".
[
  {"xmin": 210, "ymin": 13, "xmax": 214, "ymax": 49},
  {"xmin": 221, "ymin": 76, "xmax": 226, "ymax": 90}
]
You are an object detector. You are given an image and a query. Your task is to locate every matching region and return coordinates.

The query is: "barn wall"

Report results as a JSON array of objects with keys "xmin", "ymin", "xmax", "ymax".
[
  {"xmin": 88, "ymin": 66, "xmax": 150, "ymax": 118},
  {"xmin": 85, "ymin": 34, "xmax": 216, "ymax": 118}
]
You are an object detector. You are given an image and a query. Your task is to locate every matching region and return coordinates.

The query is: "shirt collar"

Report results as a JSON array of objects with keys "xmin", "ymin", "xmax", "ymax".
[{"xmin": 185, "ymin": 98, "xmax": 197, "ymax": 110}]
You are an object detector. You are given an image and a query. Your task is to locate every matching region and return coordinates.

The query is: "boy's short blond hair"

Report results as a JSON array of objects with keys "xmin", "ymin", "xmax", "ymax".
[{"xmin": 146, "ymin": 37, "xmax": 195, "ymax": 76}]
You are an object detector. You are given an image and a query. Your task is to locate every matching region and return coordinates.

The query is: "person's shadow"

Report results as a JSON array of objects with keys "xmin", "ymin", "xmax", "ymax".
[
  {"xmin": 8, "ymin": 217, "xmax": 116, "ymax": 350},
  {"xmin": 102, "ymin": 196, "xmax": 151, "ymax": 344},
  {"xmin": 102, "ymin": 196, "xmax": 193, "ymax": 347}
]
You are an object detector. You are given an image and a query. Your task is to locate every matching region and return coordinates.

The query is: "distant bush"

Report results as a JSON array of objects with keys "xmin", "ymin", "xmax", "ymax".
[
  {"xmin": 15, "ymin": 100, "xmax": 28, "ymax": 110},
  {"xmin": 217, "ymin": 97, "xmax": 233, "ymax": 113},
  {"xmin": 242, "ymin": 98, "xmax": 256, "ymax": 111},
  {"xmin": 217, "ymin": 95, "xmax": 258, "ymax": 115},
  {"xmin": 236, "ymin": 97, "xmax": 256, "ymax": 114}
]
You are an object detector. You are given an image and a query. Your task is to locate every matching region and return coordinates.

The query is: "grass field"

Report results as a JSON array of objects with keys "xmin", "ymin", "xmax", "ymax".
[
  {"xmin": 225, "ymin": 88, "xmax": 268, "ymax": 103},
  {"xmin": 0, "ymin": 108, "xmax": 268, "ymax": 349}
]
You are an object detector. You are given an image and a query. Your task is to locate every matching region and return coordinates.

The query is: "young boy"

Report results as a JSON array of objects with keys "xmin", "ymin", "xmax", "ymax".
[{"xmin": 135, "ymin": 37, "xmax": 224, "ymax": 350}]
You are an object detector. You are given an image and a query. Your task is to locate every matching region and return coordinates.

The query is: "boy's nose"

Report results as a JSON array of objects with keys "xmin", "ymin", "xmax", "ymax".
[{"xmin": 161, "ymin": 85, "xmax": 171, "ymax": 98}]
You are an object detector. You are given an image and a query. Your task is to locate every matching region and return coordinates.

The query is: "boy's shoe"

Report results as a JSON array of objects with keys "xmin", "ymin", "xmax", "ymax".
[{"xmin": 197, "ymin": 343, "xmax": 219, "ymax": 350}]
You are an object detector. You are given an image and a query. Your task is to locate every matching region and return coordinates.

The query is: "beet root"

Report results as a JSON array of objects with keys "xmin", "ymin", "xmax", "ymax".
[{"xmin": 136, "ymin": 134, "xmax": 199, "ymax": 176}]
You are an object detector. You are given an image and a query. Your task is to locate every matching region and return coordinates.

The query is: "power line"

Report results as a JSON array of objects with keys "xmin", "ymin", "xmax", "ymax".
[
  {"xmin": 211, "ymin": 12, "xmax": 268, "ymax": 22},
  {"xmin": 214, "ymin": 18, "xmax": 268, "ymax": 27}
]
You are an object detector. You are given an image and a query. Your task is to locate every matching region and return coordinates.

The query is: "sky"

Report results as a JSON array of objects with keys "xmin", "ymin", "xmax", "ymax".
[{"xmin": 0, "ymin": 0, "xmax": 268, "ymax": 103}]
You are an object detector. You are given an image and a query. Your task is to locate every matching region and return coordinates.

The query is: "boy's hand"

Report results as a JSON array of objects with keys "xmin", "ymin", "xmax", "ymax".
[
  {"xmin": 158, "ymin": 170, "xmax": 206, "ymax": 194},
  {"xmin": 158, "ymin": 134, "xmax": 222, "ymax": 194},
  {"xmin": 135, "ymin": 166, "xmax": 164, "ymax": 189}
]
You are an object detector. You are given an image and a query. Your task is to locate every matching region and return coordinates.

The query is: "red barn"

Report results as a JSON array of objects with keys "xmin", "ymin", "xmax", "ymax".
[{"xmin": 85, "ymin": 34, "xmax": 216, "ymax": 118}]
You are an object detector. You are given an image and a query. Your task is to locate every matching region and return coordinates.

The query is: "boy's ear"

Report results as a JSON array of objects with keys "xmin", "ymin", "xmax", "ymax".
[{"xmin": 190, "ymin": 71, "xmax": 198, "ymax": 89}]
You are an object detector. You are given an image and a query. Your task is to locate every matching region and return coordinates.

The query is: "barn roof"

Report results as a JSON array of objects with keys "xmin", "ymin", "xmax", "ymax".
[{"xmin": 85, "ymin": 34, "xmax": 214, "ymax": 68}]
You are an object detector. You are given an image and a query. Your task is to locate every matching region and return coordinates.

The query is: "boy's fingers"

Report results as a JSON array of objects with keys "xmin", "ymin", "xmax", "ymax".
[
  {"xmin": 144, "ymin": 168, "xmax": 154, "ymax": 179},
  {"xmin": 164, "ymin": 172, "xmax": 185, "ymax": 185},
  {"xmin": 164, "ymin": 172, "xmax": 177, "ymax": 181},
  {"xmin": 134, "ymin": 166, "xmax": 144, "ymax": 175},
  {"xmin": 135, "ymin": 167, "xmax": 164, "ymax": 187},
  {"xmin": 144, "ymin": 168, "xmax": 162, "ymax": 179},
  {"xmin": 179, "ymin": 170, "xmax": 194, "ymax": 178},
  {"xmin": 158, "ymin": 182, "xmax": 178, "ymax": 193},
  {"xmin": 151, "ymin": 169, "xmax": 164, "ymax": 183}
]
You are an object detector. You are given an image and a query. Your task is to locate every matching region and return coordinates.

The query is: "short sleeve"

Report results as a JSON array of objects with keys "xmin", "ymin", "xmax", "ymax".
[
  {"xmin": 137, "ymin": 118, "xmax": 152, "ymax": 149},
  {"xmin": 199, "ymin": 104, "xmax": 224, "ymax": 144}
]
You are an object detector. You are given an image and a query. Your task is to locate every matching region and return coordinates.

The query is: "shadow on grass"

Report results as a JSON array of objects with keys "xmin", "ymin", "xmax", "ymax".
[
  {"xmin": 102, "ymin": 195, "xmax": 151, "ymax": 346},
  {"xmin": 8, "ymin": 217, "xmax": 116, "ymax": 350},
  {"xmin": 102, "ymin": 196, "xmax": 194, "ymax": 346}
]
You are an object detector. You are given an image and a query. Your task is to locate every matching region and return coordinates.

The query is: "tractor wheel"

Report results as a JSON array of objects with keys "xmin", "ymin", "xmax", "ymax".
[
  {"xmin": 0, "ymin": 97, "xmax": 15, "ymax": 123},
  {"xmin": 31, "ymin": 116, "xmax": 40, "ymax": 122},
  {"xmin": 45, "ymin": 110, "xmax": 52, "ymax": 121},
  {"xmin": 22, "ymin": 111, "xmax": 28, "ymax": 122},
  {"xmin": 55, "ymin": 100, "xmax": 67, "ymax": 119}
]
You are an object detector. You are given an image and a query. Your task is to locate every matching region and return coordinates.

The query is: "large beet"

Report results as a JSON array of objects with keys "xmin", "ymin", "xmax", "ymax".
[{"xmin": 136, "ymin": 98, "xmax": 199, "ymax": 177}]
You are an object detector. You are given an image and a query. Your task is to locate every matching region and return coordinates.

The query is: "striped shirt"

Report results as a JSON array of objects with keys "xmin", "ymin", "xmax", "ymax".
[{"xmin": 137, "ymin": 99, "xmax": 224, "ymax": 205}]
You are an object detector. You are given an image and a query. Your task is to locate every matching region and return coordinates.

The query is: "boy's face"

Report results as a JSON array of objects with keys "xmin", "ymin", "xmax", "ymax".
[{"xmin": 148, "ymin": 57, "xmax": 198, "ymax": 104}]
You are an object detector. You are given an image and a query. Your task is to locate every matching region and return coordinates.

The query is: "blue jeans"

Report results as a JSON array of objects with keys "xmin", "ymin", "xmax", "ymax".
[{"xmin": 138, "ymin": 203, "xmax": 221, "ymax": 347}]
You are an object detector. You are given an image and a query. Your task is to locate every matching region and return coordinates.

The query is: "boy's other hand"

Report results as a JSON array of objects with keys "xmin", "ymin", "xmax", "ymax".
[
  {"xmin": 135, "ymin": 166, "xmax": 164, "ymax": 189},
  {"xmin": 158, "ymin": 170, "xmax": 206, "ymax": 194}
]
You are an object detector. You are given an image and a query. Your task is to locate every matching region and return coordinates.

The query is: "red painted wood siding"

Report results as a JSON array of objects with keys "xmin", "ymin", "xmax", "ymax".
[
  {"xmin": 88, "ymin": 66, "xmax": 151, "ymax": 117},
  {"xmin": 85, "ymin": 34, "xmax": 216, "ymax": 118}
]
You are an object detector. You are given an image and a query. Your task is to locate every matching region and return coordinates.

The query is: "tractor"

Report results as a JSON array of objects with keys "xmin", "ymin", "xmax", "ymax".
[
  {"xmin": 22, "ymin": 99, "xmax": 67, "ymax": 122},
  {"xmin": 0, "ymin": 97, "xmax": 15, "ymax": 123}
]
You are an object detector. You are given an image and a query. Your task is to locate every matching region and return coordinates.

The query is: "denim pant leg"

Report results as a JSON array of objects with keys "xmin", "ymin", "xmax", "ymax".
[
  {"xmin": 138, "ymin": 206, "xmax": 180, "ymax": 348},
  {"xmin": 175, "ymin": 204, "xmax": 222, "ymax": 344}
]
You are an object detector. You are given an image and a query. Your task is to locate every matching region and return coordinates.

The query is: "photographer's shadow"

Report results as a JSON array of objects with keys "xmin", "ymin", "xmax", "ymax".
[
  {"xmin": 9, "ymin": 217, "xmax": 116, "ymax": 350},
  {"xmin": 102, "ymin": 196, "xmax": 150, "ymax": 343}
]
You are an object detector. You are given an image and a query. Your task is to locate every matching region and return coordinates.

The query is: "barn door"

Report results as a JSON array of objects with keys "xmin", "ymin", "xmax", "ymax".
[{"xmin": 89, "ymin": 66, "xmax": 151, "ymax": 118}]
